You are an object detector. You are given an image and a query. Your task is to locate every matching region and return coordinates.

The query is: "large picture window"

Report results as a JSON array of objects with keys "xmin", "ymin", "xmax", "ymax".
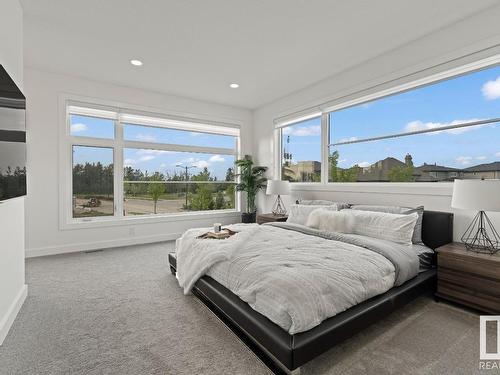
[
  {"xmin": 279, "ymin": 62, "xmax": 500, "ymax": 183},
  {"xmin": 66, "ymin": 104, "xmax": 239, "ymax": 223},
  {"xmin": 328, "ymin": 64, "xmax": 500, "ymax": 182}
]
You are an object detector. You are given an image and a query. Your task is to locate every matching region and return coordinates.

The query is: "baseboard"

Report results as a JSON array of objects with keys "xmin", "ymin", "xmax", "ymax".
[
  {"xmin": 0, "ymin": 284, "xmax": 28, "ymax": 346},
  {"xmin": 26, "ymin": 232, "xmax": 182, "ymax": 258}
]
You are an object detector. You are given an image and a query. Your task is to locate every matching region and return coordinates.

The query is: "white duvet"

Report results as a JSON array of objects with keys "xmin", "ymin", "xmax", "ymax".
[{"xmin": 175, "ymin": 224, "xmax": 406, "ymax": 334}]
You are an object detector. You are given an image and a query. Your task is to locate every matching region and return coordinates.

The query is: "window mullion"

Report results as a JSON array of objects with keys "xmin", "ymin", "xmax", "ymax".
[
  {"xmin": 114, "ymin": 121, "xmax": 124, "ymax": 218},
  {"xmin": 321, "ymin": 113, "xmax": 329, "ymax": 184},
  {"xmin": 122, "ymin": 140, "xmax": 235, "ymax": 155}
]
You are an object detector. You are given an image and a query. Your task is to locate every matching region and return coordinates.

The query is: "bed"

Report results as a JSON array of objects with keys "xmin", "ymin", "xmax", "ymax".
[{"xmin": 168, "ymin": 210, "xmax": 453, "ymax": 374}]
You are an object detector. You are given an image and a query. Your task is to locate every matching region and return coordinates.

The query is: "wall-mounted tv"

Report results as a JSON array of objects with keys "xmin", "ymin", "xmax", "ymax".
[{"xmin": 0, "ymin": 65, "xmax": 26, "ymax": 201}]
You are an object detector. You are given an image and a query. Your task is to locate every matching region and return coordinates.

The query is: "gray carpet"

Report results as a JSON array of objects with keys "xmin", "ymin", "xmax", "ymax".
[{"xmin": 0, "ymin": 242, "xmax": 488, "ymax": 374}]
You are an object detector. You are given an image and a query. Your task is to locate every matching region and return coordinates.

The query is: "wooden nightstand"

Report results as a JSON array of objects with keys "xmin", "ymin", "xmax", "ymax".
[
  {"xmin": 436, "ymin": 242, "xmax": 500, "ymax": 313},
  {"xmin": 256, "ymin": 213, "xmax": 288, "ymax": 225}
]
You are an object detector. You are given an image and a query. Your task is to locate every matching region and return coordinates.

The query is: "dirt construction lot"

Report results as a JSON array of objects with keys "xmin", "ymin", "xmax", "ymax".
[{"xmin": 73, "ymin": 197, "xmax": 185, "ymax": 217}]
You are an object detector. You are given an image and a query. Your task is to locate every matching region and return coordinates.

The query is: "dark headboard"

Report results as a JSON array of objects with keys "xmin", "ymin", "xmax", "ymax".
[{"xmin": 422, "ymin": 210, "xmax": 454, "ymax": 250}]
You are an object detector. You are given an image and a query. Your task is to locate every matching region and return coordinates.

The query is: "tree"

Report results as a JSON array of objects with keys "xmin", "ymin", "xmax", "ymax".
[
  {"xmin": 188, "ymin": 183, "xmax": 214, "ymax": 211},
  {"xmin": 191, "ymin": 167, "xmax": 213, "ymax": 182},
  {"xmin": 224, "ymin": 167, "xmax": 235, "ymax": 208},
  {"xmin": 388, "ymin": 166, "xmax": 415, "ymax": 182},
  {"xmin": 281, "ymin": 165, "xmax": 295, "ymax": 182},
  {"xmin": 148, "ymin": 175, "xmax": 165, "ymax": 214},
  {"xmin": 214, "ymin": 190, "xmax": 226, "ymax": 209},
  {"xmin": 225, "ymin": 167, "xmax": 234, "ymax": 182},
  {"xmin": 329, "ymin": 150, "xmax": 357, "ymax": 182}
]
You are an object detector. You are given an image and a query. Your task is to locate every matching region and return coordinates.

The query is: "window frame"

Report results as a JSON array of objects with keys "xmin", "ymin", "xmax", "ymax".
[
  {"xmin": 274, "ymin": 54, "xmax": 500, "ymax": 193},
  {"xmin": 59, "ymin": 96, "xmax": 241, "ymax": 230}
]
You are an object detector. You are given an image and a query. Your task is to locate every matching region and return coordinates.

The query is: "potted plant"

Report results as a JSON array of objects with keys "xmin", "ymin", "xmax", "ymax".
[{"xmin": 235, "ymin": 155, "xmax": 267, "ymax": 223}]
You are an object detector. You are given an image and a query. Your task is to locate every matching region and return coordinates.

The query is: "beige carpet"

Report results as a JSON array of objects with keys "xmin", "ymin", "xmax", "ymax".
[{"xmin": 0, "ymin": 242, "xmax": 489, "ymax": 374}]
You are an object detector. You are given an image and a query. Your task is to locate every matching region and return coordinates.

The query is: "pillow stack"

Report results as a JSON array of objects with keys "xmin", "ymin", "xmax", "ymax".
[
  {"xmin": 349, "ymin": 205, "xmax": 424, "ymax": 244},
  {"xmin": 287, "ymin": 201, "xmax": 424, "ymax": 246},
  {"xmin": 286, "ymin": 200, "xmax": 349, "ymax": 226},
  {"xmin": 306, "ymin": 209, "xmax": 418, "ymax": 245}
]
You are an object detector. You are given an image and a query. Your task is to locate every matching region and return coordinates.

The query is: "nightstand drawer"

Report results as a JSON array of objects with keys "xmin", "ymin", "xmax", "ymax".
[
  {"xmin": 256, "ymin": 213, "xmax": 288, "ymax": 225},
  {"xmin": 437, "ymin": 281, "xmax": 500, "ymax": 313},
  {"xmin": 438, "ymin": 268, "xmax": 500, "ymax": 298},
  {"xmin": 438, "ymin": 254, "xmax": 500, "ymax": 280}
]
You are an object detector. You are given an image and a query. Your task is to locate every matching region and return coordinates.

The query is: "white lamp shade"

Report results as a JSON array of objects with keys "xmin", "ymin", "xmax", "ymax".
[
  {"xmin": 451, "ymin": 179, "xmax": 500, "ymax": 212},
  {"xmin": 266, "ymin": 180, "xmax": 290, "ymax": 196}
]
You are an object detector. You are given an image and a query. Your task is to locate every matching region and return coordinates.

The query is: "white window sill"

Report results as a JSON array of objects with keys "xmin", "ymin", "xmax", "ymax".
[
  {"xmin": 289, "ymin": 182, "xmax": 454, "ymax": 196},
  {"xmin": 61, "ymin": 209, "xmax": 242, "ymax": 230}
]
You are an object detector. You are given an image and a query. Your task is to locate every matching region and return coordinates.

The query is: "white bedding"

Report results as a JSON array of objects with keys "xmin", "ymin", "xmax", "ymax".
[{"xmin": 175, "ymin": 224, "xmax": 418, "ymax": 334}]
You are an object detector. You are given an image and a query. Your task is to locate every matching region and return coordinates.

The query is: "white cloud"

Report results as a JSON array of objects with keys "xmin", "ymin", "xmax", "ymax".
[
  {"xmin": 208, "ymin": 154, "xmax": 225, "ymax": 163},
  {"xmin": 179, "ymin": 157, "xmax": 196, "ymax": 164},
  {"xmin": 357, "ymin": 161, "xmax": 371, "ymax": 168},
  {"xmin": 496, "ymin": 152, "xmax": 500, "ymax": 157},
  {"xmin": 456, "ymin": 156, "xmax": 473, "ymax": 165},
  {"xmin": 137, "ymin": 149, "xmax": 171, "ymax": 156},
  {"xmin": 70, "ymin": 123, "xmax": 88, "ymax": 133},
  {"xmin": 193, "ymin": 160, "xmax": 209, "ymax": 168},
  {"xmin": 475, "ymin": 156, "xmax": 487, "ymax": 160},
  {"xmin": 337, "ymin": 136, "xmax": 358, "ymax": 144},
  {"xmin": 189, "ymin": 132, "xmax": 201, "ymax": 137},
  {"xmin": 404, "ymin": 119, "xmax": 486, "ymax": 135},
  {"xmin": 135, "ymin": 133, "xmax": 156, "ymax": 142},
  {"xmin": 139, "ymin": 155, "xmax": 155, "ymax": 162},
  {"xmin": 282, "ymin": 125, "xmax": 321, "ymax": 137},
  {"xmin": 124, "ymin": 158, "xmax": 135, "ymax": 167},
  {"xmin": 482, "ymin": 76, "xmax": 500, "ymax": 100},
  {"xmin": 177, "ymin": 157, "xmax": 210, "ymax": 169},
  {"xmin": 338, "ymin": 158, "xmax": 347, "ymax": 164},
  {"xmin": 125, "ymin": 150, "xmax": 164, "ymax": 165}
]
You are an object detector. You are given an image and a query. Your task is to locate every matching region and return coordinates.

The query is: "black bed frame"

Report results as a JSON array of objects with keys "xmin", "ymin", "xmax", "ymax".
[{"xmin": 168, "ymin": 210, "xmax": 453, "ymax": 374}]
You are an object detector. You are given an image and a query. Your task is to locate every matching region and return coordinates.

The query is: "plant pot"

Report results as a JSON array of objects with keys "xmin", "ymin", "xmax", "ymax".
[{"xmin": 241, "ymin": 212, "xmax": 256, "ymax": 223}]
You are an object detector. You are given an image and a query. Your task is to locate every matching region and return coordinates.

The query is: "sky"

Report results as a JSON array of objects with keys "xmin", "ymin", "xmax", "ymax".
[
  {"xmin": 283, "ymin": 64, "xmax": 500, "ymax": 169},
  {"xmin": 71, "ymin": 116, "xmax": 236, "ymax": 180}
]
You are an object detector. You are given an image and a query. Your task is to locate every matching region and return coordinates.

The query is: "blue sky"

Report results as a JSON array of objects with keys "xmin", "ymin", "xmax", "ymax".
[
  {"xmin": 283, "ymin": 65, "xmax": 500, "ymax": 169},
  {"xmin": 71, "ymin": 116, "xmax": 236, "ymax": 180}
]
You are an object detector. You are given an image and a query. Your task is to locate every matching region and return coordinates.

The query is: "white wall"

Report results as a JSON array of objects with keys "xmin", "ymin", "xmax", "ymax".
[
  {"xmin": 24, "ymin": 68, "xmax": 253, "ymax": 257},
  {"xmin": 0, "ymin": 0, "xmax": 27, "ymax": 345},
  {"xmin": 253, "ymin": 8, "xmax": 500, "ymax": 241}
]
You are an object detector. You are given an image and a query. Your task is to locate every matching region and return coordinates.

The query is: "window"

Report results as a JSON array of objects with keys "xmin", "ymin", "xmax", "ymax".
[
  {"xmin": 70, "ymin": 114, "xmax": 115, "ymax": 139},
  {"xmin": 277, "ymin": 61, "xmax": 500, "ymax": 184},
  {"xmin": 328, "ymin": 64, "xmax": 500, "ymax": 182},
  {"xmin": 123, "ymin": 123, "xmax": 236, "ymax": 148},
  {"xmin": 72, "ymin": 146, "xmax": 114, "ymax": 218},
  {"xmin": 65, "ymin": 103, "xmax": 239, "ymax": 223},
  {"xmin": 123, "ymin": 149, "xmax": 235, "ymax": 215},
  {"xmin": 280, "ymin": 116, "xmax": 322, "ymax": 182}
]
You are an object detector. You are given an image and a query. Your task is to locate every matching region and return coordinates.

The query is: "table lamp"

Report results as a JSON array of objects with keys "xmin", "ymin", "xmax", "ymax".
[
  {"xmin": 266, "ymin": 180, "xmax": 290, "ymax": 216},
  {"xmin": 451, "ymin": 179, "xmax": 500, "ymax": 254}
]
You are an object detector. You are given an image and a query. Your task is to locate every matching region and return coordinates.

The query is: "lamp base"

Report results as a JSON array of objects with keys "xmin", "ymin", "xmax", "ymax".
[
  {"xmin": 461, "ymin": 211, "xmax": 500, "ymax": 255},
  {"xmin": 271, "ymin": 195, "xmax": 287, "ymax": 216}
]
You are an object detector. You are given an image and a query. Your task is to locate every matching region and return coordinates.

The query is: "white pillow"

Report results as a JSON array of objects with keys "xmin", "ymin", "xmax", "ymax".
[
  {"xmin": 306, "ymin": 209, "xmax": 418, "ymax": 245},
  {"xmin": 286, "ymin": 204, "xmax": 339, "ymax": 226}
]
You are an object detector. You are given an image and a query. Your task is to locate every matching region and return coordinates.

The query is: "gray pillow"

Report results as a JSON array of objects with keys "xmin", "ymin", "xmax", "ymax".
[
  {"xmin": 349, "ymin": 205, "xmax": 424, "ymax": 244},
  {"xmin": 298, "ymin": 200, "xmax": 350, "ymax": 210}
]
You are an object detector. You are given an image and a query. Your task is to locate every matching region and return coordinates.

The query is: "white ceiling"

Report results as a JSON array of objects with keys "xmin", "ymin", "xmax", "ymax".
[{"xmin": 21, "ymin": 0, "xmax": 500, "ymax": 109}]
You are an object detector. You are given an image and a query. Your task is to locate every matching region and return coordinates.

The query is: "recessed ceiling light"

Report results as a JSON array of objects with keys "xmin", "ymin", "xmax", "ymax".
[
  {"xmin": 130, "ymin": 59, "xmax": 143, "ymax": 66},
  {"xmin": 229, "ymin": 83, "xmax": 239, "ymax": 88}
]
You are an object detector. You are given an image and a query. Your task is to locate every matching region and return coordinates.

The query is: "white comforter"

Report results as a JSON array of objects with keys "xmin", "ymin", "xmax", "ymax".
[{"xmin": 175, "ymin": 223, "xmax": 419, "ymax": 334}]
